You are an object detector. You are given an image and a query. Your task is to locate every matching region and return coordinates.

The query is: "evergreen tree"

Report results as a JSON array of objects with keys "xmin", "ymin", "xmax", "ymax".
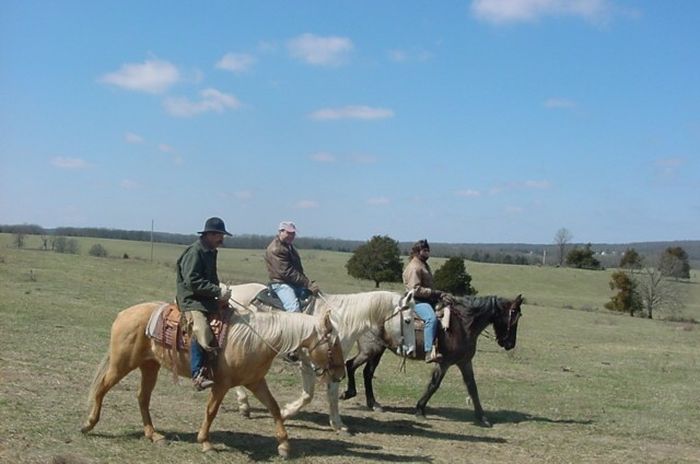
[
  {"xmin": 433, "ymin": 257, "xmax": 477, "ymax": 296},
  {"xmin": 659, "ymin": 246, "xmax": 690, "ymax": 279},
  {"xmin": 346, "ymin": 235, "xmax": 403, "ymax": 288},
  {"xmin": 566, "ymin": 243, "xmax": 601, "ymax": 270}
]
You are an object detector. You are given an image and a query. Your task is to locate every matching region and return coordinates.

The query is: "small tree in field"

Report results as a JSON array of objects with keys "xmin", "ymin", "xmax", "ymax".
[
  {"xmin": 554, "ymin": 227, "xmax": 573, "ymax": 266},
  {"xmin": 346, "ymin": 235, "xmax": 403, "ymax": 288},
  {"xmin": 659, "ymin": 247, "xmax": 690, "ymax": 279},
  {"xmin": 566, "ymin": 243, "xmax": 601, "ymax": 270},
  {"xmin": 605, "ymin": 271, "xmax": 641, "ymax": 316},
  {"xmin": 619, "ymin": 248, "xmax": 643, "ymax": 270},
  {"xmin": 433, "ymin": 257, "xmax": 477, "ymax": 296},
  {"xmin": 89, "ymin": 243, "xmax": 108, "ymax": 257},
  {"xmin": 13, "ymin": 232, "xmax": 26, "ymax": 249}
]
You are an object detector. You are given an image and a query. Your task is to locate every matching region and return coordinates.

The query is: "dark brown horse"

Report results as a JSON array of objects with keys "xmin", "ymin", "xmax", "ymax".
[{"xmin": 340, "ymin": 294, "xmax": 523, "ymax": 427}]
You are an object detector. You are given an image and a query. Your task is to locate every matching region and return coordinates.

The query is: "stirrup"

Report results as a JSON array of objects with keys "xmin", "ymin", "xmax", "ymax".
[{"xmin": 192, "ymin": 370, "xmax": 214, "ymax": 391}]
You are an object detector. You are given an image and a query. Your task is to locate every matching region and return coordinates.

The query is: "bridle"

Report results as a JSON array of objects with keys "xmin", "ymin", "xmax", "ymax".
[
  {"xmin": 382, "ymin": 293, "xmax": 415, "ymax": 370},
  {"xmin": 497, "ymin": 298, "xmax": 521, "ymax": 345},
  {"xmin": 306, "ymin": 330, "xmax": 344, "ymax": 380}
]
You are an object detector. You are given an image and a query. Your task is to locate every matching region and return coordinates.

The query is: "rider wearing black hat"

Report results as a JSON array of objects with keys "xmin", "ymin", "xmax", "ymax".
[{"xmin": 176, "ymin": 217, "xmax": 233, "ymax": 390}]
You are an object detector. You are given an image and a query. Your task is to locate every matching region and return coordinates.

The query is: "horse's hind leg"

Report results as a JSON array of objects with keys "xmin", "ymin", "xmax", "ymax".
[
  {"xmin": 234, "ymin": 386, "xmax": 252, "ymax": 418},
  {"xmin": 339, "ymin": 354, "xmax": 365, "ymax": 401},
  {"xmin": 138, "ymin": 360, "xmax": 165, "ymax": 443},
  {"xmin": 248, "ymin": 379, "xmax": 291, "ymax": 458},
  {"xmin": 82, "ymin": 354, "xmax": 134, "ymax": 433},
  {"xmin": 457, "ymin": 360, "xmax": 491, "ymax": 427},
  {"xmin": 415, "ymin": 363, "xmax": 449, "ymax": 419}
]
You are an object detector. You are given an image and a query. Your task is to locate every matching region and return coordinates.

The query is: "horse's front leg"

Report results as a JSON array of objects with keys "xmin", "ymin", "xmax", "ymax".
[
  {"xmin": 327, "ymin": 381, "xmax": 350, "ymax": 434},
  {"xmin": 362, "ymin": 349, "xmax": 386, "ymax": 412},
  {"xmin": 137, "ymin": 361, "xmax": 165, "ymax": 444},
  {"xmin": 234, "ymin": 386, "xmax": 251, "ymax": 418},
  {"xmin": 281, "ymin": 360, "xmax": 315, "ymax": 420},
  {"xmin": 248, "ymin": 378, "xmax": 291, "ymax": 458},
  {"xmin": 415, "ymin": 362, "xmax": 449, "ymax": 419},
  {"xmin": 339, "ymin": 355, "xmax": 361, "ymax": 401},
  {"xmin": 197, "ymin": 385, "xmax": 228, "ymax": 453},
  {"xmin": 457, "ymin": 360, "xmax": 491, "ymax": 427}
]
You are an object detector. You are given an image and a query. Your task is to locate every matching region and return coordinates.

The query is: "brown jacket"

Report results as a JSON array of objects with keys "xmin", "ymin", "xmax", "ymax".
[
  {"xmin": 403, "ymin": 256, "xmax": 440, "ymax": 304},
  {"xmin": 265, "ymin": 236, "xmax": 311, "ymax": 288}
]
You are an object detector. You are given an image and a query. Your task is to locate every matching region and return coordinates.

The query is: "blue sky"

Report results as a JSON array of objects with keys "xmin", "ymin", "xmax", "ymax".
[{"xmin": 1, "ymin": 1, "xmax": 698, "ymax": 243}]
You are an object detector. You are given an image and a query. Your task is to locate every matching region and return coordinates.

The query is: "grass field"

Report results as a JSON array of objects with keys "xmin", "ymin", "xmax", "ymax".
[{"xmin": 1, "ymin": 233, "xmax": 699, "ymax": 463}]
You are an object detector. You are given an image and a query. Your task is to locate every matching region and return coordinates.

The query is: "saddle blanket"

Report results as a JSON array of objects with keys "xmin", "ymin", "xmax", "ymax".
[{"xmin": 145, "ymin": 302, "xmax": 233, "ymax": 351}]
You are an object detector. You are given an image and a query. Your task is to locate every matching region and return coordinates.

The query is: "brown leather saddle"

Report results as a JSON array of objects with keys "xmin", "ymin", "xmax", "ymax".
[
  {"xmin": 148, "ymin": 303, "xmax": 233, "ymax": 351},
  {"xmin": 251, "ymin": 286, "xmax": 316, "ymax": 314}
]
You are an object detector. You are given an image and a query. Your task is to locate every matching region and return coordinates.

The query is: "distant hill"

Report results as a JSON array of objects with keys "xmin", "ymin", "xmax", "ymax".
[{"xmin": 1, "ymin": 223, "xmax": 697, "ymax": 268}]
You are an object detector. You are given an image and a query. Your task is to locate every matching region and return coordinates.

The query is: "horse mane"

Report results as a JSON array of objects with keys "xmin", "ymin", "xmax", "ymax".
[
  {"xmin": 320, "ymin": 291, "xmax": 398, "ymax": 334},
  {"xmin": 225, "ymin": 310, "xmax": 318, "ymax": 354},
  {"xmin": 453, "ymin": 295, "xmax": 504, "ymax": 330}
]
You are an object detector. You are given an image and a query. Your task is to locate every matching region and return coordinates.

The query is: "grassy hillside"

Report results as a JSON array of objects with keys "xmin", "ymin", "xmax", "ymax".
[{"xmin": 1, "ymin": 233, "xmax": 699, "ymax": 463}]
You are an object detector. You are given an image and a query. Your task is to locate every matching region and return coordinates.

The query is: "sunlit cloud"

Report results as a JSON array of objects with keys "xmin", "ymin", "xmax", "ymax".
[
  {"xmin": 471, "ymin": 0, "xmax": 613, "ymax": 24},
  {"xmin": 544, "ymin": 97, "xmax": 576, "ymax": 109},
  {"xmin": 296, "ymin": 200, "xmax": 319, "ymax": 209},
  {"xmin": 455, "ymin": 189, "xmax": 482, "ymax": 197},
  {"xmin": 51, "ymin": 157, "xmax": 88, "ymax": 169},
  {"xmin": 287, "ymin": 33, "xmax": 353, "ymax": 66},
  {"xmin": 216, "ymin": 53, "xmax": 256, "ymax": 73},
  {"xmin": 310, "ymin": 105, "xmax": 394, "ymax": 121},
  {"xmin": 524, "ymin": 180, "xmax": 551, "ymax": 189},
  {"xmin": 100, "ymin": 59, "xmax": 180, "ymax": 94},
  {"xmin": 163, "ymin": 88, "xmax": 241, "ymax": 117},
  {"xmin": 158, "ymin": 143, "xmax": 175, "ymax": 153},
  {"xmin": 367, "ymin": 197, "xmax": 390, "ymax": 205},
  {"xmin": 310, "ymin": 152, "xmax": 336, "ymax": 163},
  {"xmin": 120, "ymin": 179, "xmax": 139, "ymax": 190},
  {"xmin": 124, "ymin": 132, "xmax": 144, "ymax": 144}
]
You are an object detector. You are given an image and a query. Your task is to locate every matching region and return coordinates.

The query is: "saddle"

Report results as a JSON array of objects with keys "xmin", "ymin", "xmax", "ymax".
[
  {"xmin": 251, "ymin": 285, "xmax": 316, "ymax": 314},
  {"xmin": 145, "ymin": 303, "xmax": 233, "ymax": 351}
]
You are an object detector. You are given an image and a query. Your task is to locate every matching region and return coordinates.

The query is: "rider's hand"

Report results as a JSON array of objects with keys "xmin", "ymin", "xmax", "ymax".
[
  {"xmin": 219, "ymin": 283, "xmax": 232, "ymax": 302},
  {"xmin": 309, "ymin": 281, "xmax": 321, "ymax": 295},
  {"xmin": 440, "ymin": 292, "xmax": 456, "ymax": 306}
]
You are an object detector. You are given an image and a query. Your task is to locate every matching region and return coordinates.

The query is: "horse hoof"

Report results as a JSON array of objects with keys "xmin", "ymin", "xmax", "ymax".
[
  {"xmin": 151, "ymin": 433, "xmax": 167, "ymax": 445},
  {"xmin": 477, "ymin": 418, "xmax": 493, "ymax": 428},
  {"xmin": 202, "ymin": 442, "xmax": 215, "ymax": 453},
  {"xmin": 80, "ymin": 423, "xmax": 93, "ymax": 434},
  {"xmin": 277, "ymin": 443, "xmax": 290, "ymax": 459},
  {"xmin": 415, "ymin": 412, "xmax": 427, "ymax": 421},
  {"xmin": 371, "ymin": 403, "xmax": 384, "ymax": 413},
  {"xmin": 339, "ymin": 391, "xmax": 356, "ymax": 401}
]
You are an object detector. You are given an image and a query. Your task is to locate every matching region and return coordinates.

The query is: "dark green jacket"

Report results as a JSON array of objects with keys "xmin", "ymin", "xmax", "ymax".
[{"xmin": 176, "ymin": 239, "xmax": 222, "ymax": 313}]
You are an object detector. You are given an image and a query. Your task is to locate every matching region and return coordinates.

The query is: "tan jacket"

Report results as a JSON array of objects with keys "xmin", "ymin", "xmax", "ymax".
[
  {"xmin": 265, "ymin": 236, "xmax": 311, "ymax": 288},
  {"xmin": 403, "ymin": 256, "xmax": 439, "ymax": 304}
]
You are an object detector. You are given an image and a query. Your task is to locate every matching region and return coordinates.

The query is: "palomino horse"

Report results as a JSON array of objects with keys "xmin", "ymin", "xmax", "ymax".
[
  {"xmin": 81, "ymin": 301, "xmax": 345, "ymax": 458},
  {"xmin": 224, "ymin": 283, "xmax": 417, "ymax": 433},
  {"xmin": 341, "ymin": 294, "xmax": 523, "ymax": 427}
]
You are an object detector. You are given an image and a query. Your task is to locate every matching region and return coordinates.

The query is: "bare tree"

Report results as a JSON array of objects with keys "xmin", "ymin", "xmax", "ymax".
[
  {"xmin": 553, "ymin": 228, "xmax": 573, "ymax": 266},
  {"xmin": 634, "ymin": 264, "xmax": 685, "ymax": 320},
  {"xmin": 13, "ymin": 231, "xmax": 26, "ymax": 249}
]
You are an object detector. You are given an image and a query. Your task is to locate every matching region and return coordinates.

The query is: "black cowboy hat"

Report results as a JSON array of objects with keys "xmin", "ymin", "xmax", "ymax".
[{"xmin": 198, "ymin": 217, "xmax": 232, "ymax": 236}]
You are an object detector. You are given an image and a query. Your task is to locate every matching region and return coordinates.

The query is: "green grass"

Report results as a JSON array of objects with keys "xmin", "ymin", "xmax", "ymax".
[{"xmin": 1, "ymin": 233, "xmax": 699, "ymax": 463}]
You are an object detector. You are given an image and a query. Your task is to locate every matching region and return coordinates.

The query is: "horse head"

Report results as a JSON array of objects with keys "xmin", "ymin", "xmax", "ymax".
[
  {"xmin": 307, "ymin": 308, "xmax": 346, "ymax": 383},
  {"xmin": 384, "ymin": 290, "xmax": 417, "ymax": 357},
  {"xmin": 492, "ymin": 294, "xmax": 523, "ymax": 351}
]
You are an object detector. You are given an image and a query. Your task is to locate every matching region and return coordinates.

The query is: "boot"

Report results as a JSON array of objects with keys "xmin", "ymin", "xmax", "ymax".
[
  {"xmin": 192, "ymin": 367, "xmax": 214, "ymax": 391},
  {"xmin": 425, "ymin": 345, "xmax": 443, "ymax": 364}
]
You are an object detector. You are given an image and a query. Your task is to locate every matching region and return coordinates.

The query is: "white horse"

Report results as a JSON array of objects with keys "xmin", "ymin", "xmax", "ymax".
[{"xmin": 224, "ymin": 283, "xmax": 417, "ymax": 433}]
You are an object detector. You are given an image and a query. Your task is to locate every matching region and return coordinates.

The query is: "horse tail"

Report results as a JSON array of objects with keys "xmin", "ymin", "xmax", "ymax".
[{"xmin": 86, "ymin": 352, "xmax": 110, "ymax": 410}]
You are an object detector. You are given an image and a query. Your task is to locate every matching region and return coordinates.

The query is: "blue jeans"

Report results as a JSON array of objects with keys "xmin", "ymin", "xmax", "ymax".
[
  {"xmin": 270, "ymin": 283, "xmax": 307, "ymax": 312},
  {"xmin": 415, "ymin": 302, "xmax": 438, "ymax": 353},
  {"xmin": 190, "ymin": 340, "xmax": 206, "ymax": 378}
]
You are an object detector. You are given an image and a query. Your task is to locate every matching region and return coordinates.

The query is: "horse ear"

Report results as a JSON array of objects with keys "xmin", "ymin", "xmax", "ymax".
[
  {"xmin": 516, "ymin": 294, "xmax": 523, "ymax": 305},
  {"xmin": 322, "ymin": 308, "xmax": 333, "ymax": 334}
]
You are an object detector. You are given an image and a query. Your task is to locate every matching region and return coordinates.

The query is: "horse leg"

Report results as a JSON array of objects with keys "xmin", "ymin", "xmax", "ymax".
[
  {"xmin": 81, "ymin": 354, "xmax": 133, "ymax": 433},
  {"xmin": 457, "ymin": 359, "xmax": 491, "ymax": 427},
  {"xmin": 196, "ymin": 385, "xmax": 228, "ymax": 453},
  {"xmin": 281, "ymin": 360, "xmax": 315, "ymax": 420},
  {"xmin": 339, "ymin": 354, "xmax": 364, "ymax": 401},
  {"xmin": 137, "ymin": 360, "xmax": 165, "ymax": 443},
  {"xmin": 248, "ymin": 379, "xmax": 291, "ymax": 458},
  {"xmin": 326, "ymin": 381, "xmax": 350, "ymax": 434},
  {"xmin": 234, "ymin": 385, "xmax": 251, "ymax": 418},
  {"xmin": 362, "ymin": 348, "xmax": 386, "ymax": 412},
  {"xmin": 415, "ymin": 362, "xmax": 450, "ymax": 419}
]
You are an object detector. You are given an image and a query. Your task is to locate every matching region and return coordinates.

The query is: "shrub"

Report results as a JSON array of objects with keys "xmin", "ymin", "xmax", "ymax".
[
  {"xmin": 433, "ymin": 257, "xmax": 477, "ymax": 296},
  {"xmin": 53, "ymin": 237, "xmax": 79, "ymax": 254},
  {"xmin": 89, "ymin": 244, "xmax": 108, "ymax": 257}
]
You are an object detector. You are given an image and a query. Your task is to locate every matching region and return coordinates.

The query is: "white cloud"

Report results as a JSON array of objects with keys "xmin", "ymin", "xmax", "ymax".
[
  {"xmin": 51, "ymin": 157, "xmax": 88, "ymax": 169},
  {"xmin": 455, "ymin": 189, "xmax": 482, "ymax": 197},
  {"xmin": 296, "ymin": 200, "xmax": 319, "ymax": 209},
  {"xmin": 505, "ymin": 205, "xmax": 525, "ymax": 214},
  {"xmin": 287, "ymin": 33, "xmax": 353, "ymax": 66},
  {"xmin": 158, "ymin": 143, "xmax": 175, "ymax": 153},
  {"xmin": 544, "ymin": 97, "xmax": 576, "ymax": 109},
  {"xmin": 216, "ymin": 53, "xmax": 255, "ymax": 73},
  {"xmin": 471, "ymin": 0, "xmax": 612, "ymax": 24},
  {"xmin": 100, "ymin": 59, "xmax": 180, "ymax": 94},
  {"xmin": 524, "ymin": 180, "xmax": 551, "ymax": 189},
  {"xmin": 367, "ymin": 197, "xmax": 390, "ymax": 205},
  {"xmin": 234, "ymin": 190, "xmax": 253, "ymax": 200},
  {"xmin": 310, "ymin": 105, "xmax": 394, "ymax": 121},
  {"xmin": 310, "ymin": 152, "xmax": 336, "ymax": 163},
  {"xmin": 163, "ymin": 88, "xmax": 241, "ymax": 117},
  {"xmin": 120, "ymin": 179, "xmax": 139, "ymax": 190},
  {"xmin": 124, "ymin": 132, "xmax": 144, "ymax": 144}
]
